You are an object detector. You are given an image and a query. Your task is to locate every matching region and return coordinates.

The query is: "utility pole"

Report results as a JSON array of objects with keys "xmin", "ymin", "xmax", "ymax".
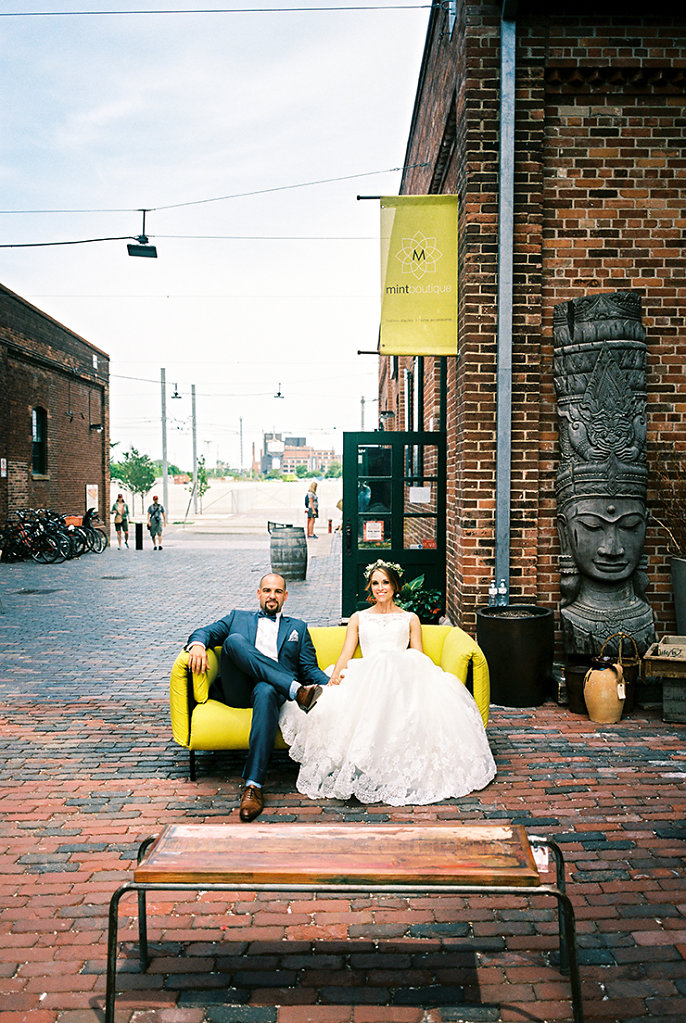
[
  {"xmin": 240, "ymin": 416, "xmax": 244, "ymax": 475},
  {"xmin": 192, "ymin": 384, "xmax": 198, "ymax": 514},
  {"xmin": 361, "ymin": 395, "xmax": 365, "ymax": 430},
  {"xmin": 161, "ymin": 368, "xmax": 168, "ymax": 515}
]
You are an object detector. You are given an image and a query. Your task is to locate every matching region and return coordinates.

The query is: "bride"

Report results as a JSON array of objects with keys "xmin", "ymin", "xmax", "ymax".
[{"xmin": 279, "ymin": 560, "xmax": 496, "ymax": 806}]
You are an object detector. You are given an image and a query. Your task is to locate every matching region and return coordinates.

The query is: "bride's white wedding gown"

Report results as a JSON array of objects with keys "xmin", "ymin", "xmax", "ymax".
[{"xmin": 279, "ymin": 609, "xmax": 497, "ymax": 806}]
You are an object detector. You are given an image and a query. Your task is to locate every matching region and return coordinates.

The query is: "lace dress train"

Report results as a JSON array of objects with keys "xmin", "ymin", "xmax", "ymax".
[{"xmin": 279, "ymin": 610, "xmax": 496, "ymax": 806}]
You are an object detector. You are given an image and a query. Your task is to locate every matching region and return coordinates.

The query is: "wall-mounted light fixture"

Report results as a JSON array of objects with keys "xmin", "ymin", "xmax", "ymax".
[
  {"xmin": 379, "ymin": 409, "xmax": 396, "ymax": 430},
  {"xmin": 89, "ymin": 423, "xmax": 103, "ymax": 433}
]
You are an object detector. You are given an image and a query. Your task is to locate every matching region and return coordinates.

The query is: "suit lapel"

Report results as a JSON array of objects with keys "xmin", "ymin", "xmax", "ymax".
[
  {"xmin": 249, "ymin": 610, "xmax": 259, "ymax": 646},
  {"xmin": 277, "ymin": 615, "xmax": 290, "ymax": 655}
]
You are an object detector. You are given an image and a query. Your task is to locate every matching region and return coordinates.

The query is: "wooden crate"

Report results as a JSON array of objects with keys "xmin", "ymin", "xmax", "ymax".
[{"xmin": 643, "ymin": 637, "xmax": 686, "ymax": 723}]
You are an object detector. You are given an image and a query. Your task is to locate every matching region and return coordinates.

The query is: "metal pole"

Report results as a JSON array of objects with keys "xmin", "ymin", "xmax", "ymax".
[
  {"xmin": 240, "ymin": 417, "xmax": 244, "ymax": 474},
  {"xmin": 191, "ymin": 384, "xmax": 198, "ymax": 514},
  {"xmin": 495, "ymin": 14, "xmax": 516, "ymax": 591},
  {"xmin": 161, "ymin": 368, "xmax": 168, "ymax": 516},
  {"xmin": 361, "ymin": 395, "xmax": 365, "ymax": 430}
]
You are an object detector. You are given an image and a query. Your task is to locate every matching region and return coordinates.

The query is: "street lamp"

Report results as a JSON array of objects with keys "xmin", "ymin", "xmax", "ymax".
[{"xmin": 127, "ymin": 210, "xmax": 158, "ymax": 258}]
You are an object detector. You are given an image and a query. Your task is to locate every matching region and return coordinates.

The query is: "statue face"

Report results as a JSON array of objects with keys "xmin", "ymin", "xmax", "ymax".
[{"xmin": 560, "ymin": 498, "xmax": 646, "ymax": 582}]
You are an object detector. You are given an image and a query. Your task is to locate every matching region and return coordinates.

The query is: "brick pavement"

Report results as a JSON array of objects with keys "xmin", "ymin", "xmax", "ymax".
[{"xmin": 0, "ymin": 527, "xmax": 685, "ymax": 1023}]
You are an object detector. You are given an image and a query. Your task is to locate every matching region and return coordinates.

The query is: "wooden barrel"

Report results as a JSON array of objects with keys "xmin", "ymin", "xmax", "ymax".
[{"xmin": 270, "ymin": 525, "xmax": 307, "ymax": 580}]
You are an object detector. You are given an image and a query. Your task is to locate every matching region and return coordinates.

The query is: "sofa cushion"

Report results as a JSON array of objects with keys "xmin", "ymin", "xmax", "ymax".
[{"xmin": 191, "ymin": 699, "xmax": 289, "ymax": 751}]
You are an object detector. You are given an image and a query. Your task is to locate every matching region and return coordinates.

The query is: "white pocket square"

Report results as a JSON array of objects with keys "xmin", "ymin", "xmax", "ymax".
[{"xmin": 288, "ymin": 630, "xmax": 299, "ymax": 642}]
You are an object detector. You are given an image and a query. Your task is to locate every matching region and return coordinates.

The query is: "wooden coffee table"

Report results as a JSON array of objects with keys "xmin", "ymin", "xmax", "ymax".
[{"xmin": 105, "ymin": 822, "xmax": 583, "ymax": 1022}]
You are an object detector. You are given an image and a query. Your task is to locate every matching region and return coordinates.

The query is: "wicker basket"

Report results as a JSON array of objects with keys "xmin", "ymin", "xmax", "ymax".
[{"xmin": 599, "ymin": 632, "xmax": 640, "ymax": 713}]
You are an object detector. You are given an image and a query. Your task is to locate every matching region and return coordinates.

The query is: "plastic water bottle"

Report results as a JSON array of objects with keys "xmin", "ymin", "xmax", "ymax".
[
  {"xmin": 497, "ymin": 578, "xmax": 508, "ymax": 606},
  {"xmin": 488, "ymin": 580, "xmax": 497, "ymax": 606}
]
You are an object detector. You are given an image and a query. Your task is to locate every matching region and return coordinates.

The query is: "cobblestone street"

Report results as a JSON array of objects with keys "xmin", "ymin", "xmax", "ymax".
[{"xmin": 0, "ymin": 527, "xmax": 684, "ymax": 1023}]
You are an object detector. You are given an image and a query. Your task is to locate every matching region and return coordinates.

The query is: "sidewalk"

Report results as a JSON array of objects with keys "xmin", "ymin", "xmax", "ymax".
[{"xmin": 0, "ymin": 528, "xmax": 684, "ymax": 1022}]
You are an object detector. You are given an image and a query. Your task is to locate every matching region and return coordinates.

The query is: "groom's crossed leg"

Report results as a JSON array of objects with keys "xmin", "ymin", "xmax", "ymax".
[{"xmin": 220, "ymin": 633, "xmax": 294, "ymax": 706}]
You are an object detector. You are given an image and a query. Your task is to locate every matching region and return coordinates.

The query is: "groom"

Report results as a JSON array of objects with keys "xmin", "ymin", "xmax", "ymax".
[{"xmin": 186, "ymin": 573, "xmax": 328, "ymax": 821}]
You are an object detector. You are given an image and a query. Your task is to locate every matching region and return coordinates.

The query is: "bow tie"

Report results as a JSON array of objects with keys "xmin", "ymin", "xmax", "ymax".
[{"xmin": 258, "ymin": 610, "xmax": 278, "ymax": 620}]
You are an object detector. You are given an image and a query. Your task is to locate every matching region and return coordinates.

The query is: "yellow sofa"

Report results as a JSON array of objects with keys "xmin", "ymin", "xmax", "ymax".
[{"xmin": 170, "ymin": 623, "xmax": 490, "ymax": 779}]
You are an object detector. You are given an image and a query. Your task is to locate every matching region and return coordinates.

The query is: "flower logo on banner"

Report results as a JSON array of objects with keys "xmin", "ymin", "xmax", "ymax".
[{"xmin": 394, "ymin": 231, "xmax": 443, "ymax": 280}]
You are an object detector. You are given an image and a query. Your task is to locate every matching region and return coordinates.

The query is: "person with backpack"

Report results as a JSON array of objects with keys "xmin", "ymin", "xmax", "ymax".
[
  {"xmin": 305, "ymin": 481, "xmax": 319, "ymax": 539},
  {"xmin": 147, "ymin": 495, "xmax": 166, "ymax": 551}
]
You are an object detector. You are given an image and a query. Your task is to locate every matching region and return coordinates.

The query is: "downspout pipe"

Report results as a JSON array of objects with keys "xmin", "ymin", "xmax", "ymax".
[{"xmin": 495, "ymin": 6, "xmax": 516, "ymax": 590}]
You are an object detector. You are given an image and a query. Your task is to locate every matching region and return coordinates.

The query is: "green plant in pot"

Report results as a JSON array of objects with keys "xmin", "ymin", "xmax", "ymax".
[
  {"xmin": 652, "ymin": 451, "xmax": 686, "ymax": 634},
  {"xmin": 396, "ymin": 573, "xmax": 443, "ymax": 624}
]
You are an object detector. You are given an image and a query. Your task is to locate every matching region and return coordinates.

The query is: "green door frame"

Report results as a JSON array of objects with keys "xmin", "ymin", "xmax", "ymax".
[{"xmin": 342, "ymin": 431, "xmax": 447, "ymax": 618}]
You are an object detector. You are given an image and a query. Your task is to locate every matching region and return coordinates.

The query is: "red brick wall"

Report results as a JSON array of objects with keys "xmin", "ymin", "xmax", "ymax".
[
  {"xmin": 379, "ymin": 3, "xmax": 686, "ymax": 644},
  {"xmin": 0, "ymin": 284, "xmax": 110, "ymax": 523}
]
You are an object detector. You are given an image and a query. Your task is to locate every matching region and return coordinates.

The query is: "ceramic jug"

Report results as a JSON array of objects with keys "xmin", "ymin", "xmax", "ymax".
[{"xmin": 583, "ymin": 656, "xmax": 625, "ymax": 723}]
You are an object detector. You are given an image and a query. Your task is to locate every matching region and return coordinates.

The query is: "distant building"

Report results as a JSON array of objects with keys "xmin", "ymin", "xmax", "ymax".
[
  {"xmin": 260, "ymin": 432, "xmax": 337, "ymax": 474},
  {"xmin": 0, "ymin": 283, "xmax": 110, "ymax": 522}
]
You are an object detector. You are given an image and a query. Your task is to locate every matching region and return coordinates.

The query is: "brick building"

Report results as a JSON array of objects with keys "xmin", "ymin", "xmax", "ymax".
[
  {"xmin": 0, "ymin": 283, "xmax": 110, "ymax": 522},
  {"xmin": 261, "ymin": 433, "xmax": 338, "ymax": 475},
  {"xmin": 379, "ymin": 4, "xmax": 686, "ymax": 642}
]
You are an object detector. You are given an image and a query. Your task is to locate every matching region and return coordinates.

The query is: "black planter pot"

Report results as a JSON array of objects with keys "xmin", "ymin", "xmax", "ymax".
[
  {"xmin": 670, "ymin": 556, "xmax": 686, "ymax": 634},
  {"xmin": 476, "ymin": 605, "xmax": 554, "ymax": 708}
]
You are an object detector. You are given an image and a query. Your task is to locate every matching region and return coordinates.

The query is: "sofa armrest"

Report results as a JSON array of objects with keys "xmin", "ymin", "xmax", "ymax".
[
  {"xmin": 169, "ymin": 646, "xmax": 221, "ymax": 748},
  {"xmin": 440, "ymin": 627, "xmax": 490, "ymax": 728}
]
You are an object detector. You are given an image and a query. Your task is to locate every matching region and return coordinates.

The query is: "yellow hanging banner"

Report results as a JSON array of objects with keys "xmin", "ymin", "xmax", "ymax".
[{"xmin": 380, "ymin": 195, "xmax": 458, "ymax": 356}]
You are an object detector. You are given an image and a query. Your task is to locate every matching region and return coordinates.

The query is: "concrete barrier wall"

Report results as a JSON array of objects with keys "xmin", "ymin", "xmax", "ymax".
[{"xmin": 110, "ymin": 478, "xmax": 343, "ymax": 528}]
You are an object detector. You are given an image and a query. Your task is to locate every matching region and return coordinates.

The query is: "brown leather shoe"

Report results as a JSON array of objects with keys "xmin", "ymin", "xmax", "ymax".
[
  {"xmin": 239, "ymin": 785, "xmax": 264, "ymax": 822},
  {"xmin": 295, "ymin": 683, "xmax": 323, "ymax": 713}
]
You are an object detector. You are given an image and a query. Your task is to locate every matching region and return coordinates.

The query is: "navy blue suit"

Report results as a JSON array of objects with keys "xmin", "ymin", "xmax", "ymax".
[{"xmin": 187, "ymin": 610, "xmax": 328, "ymax": 785}]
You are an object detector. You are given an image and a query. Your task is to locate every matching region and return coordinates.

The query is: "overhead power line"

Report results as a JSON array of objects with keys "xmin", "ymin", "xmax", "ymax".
[
  {"xmin": 0, "ymin": 5, "xmax": 433, "ymax": 19},
  {"xmin": 0, "ymin": 236, "xmax": 134, "ymax": 249},
  {"xmin": 0, "ymin": 163, "xmax": 427, "ymax": 216}
]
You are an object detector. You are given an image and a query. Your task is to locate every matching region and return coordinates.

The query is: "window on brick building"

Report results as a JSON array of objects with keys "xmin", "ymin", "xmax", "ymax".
[
  {"xmin": 413, "ymin": 356, "xmax": 424, "ymax": 431},
  {"xmin": 32, "ymin": 406, "xmax": 47, "ymax": 475},
  {"xmin": 404, "ymin": 369, "xmax": 413, "ymax": 432}
]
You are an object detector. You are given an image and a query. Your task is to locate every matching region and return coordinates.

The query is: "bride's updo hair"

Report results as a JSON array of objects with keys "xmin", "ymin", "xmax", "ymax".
[{"xmin": 365, "ymin": 562, "xmax": 402, "ymax": 600}]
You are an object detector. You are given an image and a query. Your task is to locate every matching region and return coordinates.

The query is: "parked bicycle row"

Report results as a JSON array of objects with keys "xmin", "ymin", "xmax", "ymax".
[{"xmin": 0, "ymin": 507, "xmax": 107, "ymax": 563}]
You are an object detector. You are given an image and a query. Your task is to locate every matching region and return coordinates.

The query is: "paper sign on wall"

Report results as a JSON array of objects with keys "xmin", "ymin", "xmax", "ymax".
[
  {"xmin": 85, "ymin": 484, "xmax": 99, "ymax": 510},
  {"xmin": 363, "ymin": 520, "xmax": 384, "ymax": 542}
]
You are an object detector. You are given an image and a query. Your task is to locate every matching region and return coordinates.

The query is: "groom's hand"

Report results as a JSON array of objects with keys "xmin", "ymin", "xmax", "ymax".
[{"xmin": 187, "ymin": 643, "xmax": 208, "ymax": 675}]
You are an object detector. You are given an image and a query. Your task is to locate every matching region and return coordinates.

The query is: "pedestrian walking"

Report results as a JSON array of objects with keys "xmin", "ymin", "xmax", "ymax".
[
  {"xmin": 147, "ymin": 495, "xmax": 166, "ymax": 551},
  {"xmin": 305, "ymin": 481, "xmax": 319, "ymax": 539},
  {"xmin": 111, "ymin": 494, "xmax": 130, "ymax": 549}
]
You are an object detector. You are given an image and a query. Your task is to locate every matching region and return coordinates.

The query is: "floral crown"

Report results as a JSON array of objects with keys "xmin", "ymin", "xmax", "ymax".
[{"xmin": 363, "ymin": 559, "xmax": 404, "ymax": 581}]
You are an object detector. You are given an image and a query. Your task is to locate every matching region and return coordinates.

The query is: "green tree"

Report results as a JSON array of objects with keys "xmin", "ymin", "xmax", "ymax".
[
  {"xmin": 111, "ymin": 447, "xmax": 157, "ymax": 514},
  {"xmin": 325, "ymin": 461, "xmax": 342, "ymax": 478},
  {"xmin": 153, "ymin": 459, "xmax": 182, "ymax": 477},
  {"xmin": 187, "ymin": 454, "xmax": 210, "ymax": 511},
  {"xmin": 295, "ymin": 464, "xmax": 309, "ymax": 478}
]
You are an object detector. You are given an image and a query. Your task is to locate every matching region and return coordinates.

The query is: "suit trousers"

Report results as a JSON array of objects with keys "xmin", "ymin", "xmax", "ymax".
[{"xmin": 219, "ymin": 634, "xmax": 295, "ymax": 785}]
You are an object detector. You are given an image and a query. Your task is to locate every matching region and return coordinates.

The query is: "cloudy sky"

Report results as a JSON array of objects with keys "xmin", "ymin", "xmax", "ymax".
[{"xmin": 0, "ymin": 1, "xmax": 430, "ymax": 470}]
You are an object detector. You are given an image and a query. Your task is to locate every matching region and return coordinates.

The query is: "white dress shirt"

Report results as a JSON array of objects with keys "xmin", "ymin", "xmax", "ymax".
[{"xmin": 255, "ymin": 612, "xmax": 281, "ymax": 661}]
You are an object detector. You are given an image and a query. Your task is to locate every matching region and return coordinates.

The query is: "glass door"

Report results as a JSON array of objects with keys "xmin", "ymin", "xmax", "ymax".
[{"xmin": 341, "ymin": 431, "xmax": 446, "ymax": 617}]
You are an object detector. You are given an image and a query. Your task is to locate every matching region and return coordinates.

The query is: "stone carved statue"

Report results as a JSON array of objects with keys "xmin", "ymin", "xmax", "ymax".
[{"xmin": 553, "ymin": 291, "xmax": 655, "ymax": 657}]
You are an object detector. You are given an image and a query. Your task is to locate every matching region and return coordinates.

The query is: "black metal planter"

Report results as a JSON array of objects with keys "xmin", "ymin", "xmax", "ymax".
[{"xmin": 477, "ymin": 605, "xmax": 554, "ymax": 708}]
